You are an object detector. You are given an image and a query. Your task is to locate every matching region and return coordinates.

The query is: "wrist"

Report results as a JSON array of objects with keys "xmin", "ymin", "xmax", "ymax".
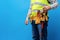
[
  {"xmin": 46, "ymin": 6, "xmax": 51, "ymax": 10},
  {"xmin": 26, "ymin": 17, "xmax": 28, "ymax": 21}
]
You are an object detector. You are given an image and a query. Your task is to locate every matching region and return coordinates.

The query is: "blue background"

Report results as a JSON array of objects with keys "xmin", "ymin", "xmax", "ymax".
[{"xmin": 0, "ymin": 0, "xmax": 60, "ymax": 40}]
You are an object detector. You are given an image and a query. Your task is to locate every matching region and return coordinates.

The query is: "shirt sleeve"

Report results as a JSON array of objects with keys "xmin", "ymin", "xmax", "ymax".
[
  {"xmin": 48, "ymin": 0, "xmax": 58, "ymax": 8},
  {"xmin": 26, "ymin": 4, "xmax": 32, "ymax": 20}
]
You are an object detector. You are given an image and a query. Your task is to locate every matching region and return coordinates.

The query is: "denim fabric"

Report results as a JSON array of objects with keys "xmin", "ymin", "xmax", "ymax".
[{"xmin": 31, "ymin": 20, "xmax": 48, "ymax": 40}]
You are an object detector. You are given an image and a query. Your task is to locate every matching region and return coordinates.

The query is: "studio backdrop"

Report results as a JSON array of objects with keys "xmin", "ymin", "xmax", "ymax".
[{"xmin": 0, "ymin": 0, "xmax": 60, "ymax": 40}]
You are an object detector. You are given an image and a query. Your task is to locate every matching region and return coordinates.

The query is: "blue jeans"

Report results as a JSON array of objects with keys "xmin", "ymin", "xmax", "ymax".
[{"xmin": 31, "ymin": 20, "xmax": 48, "ymax": 40}]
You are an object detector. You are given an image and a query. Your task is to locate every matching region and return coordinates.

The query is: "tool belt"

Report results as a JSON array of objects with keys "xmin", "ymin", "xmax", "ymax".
[{"xmin": 29, "ymin": 10, "xmax": 49, "ymax": 24}]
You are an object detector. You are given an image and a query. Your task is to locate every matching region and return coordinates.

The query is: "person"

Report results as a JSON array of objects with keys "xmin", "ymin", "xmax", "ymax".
[{"xmin": 25, "ymin": 0, "xmax": 58, "ymax": 40}]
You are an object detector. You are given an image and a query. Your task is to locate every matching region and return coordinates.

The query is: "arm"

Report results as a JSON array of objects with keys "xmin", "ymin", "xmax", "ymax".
[
  {"xmin": 49, "ymin": 0, "xmax": 58, "ymax": 9},
  {"xmin": 25, "ymin": 5, "xmax": 31, "ymax": 25},
  {"xmin": 43, "ymin": 0, "xmax": 58, "ymax": 11},
  {"xmin": 26, "ymin": 7, "xmax": 31, "ymax": 20}
]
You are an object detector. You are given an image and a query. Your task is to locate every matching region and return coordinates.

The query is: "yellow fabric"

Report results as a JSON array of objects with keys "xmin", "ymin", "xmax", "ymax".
[
  {"xmin": 30, "ymin": 0, "xmax": 50, "ymax": 17},
  {"xmin": 31, "ymin": 0, "xmax": 50, "ymax": 10},
  {"xmin": 29, "ymin": 0, "xmax": 50, "ymax": 24}
]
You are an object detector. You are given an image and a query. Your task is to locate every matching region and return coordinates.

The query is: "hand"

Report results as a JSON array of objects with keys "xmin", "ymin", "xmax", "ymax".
[
  {"xmin": 43, "ymin": 6, "xmax": 51, "ymax": 11},
  {"xmin": 25, "ymin": 19, "xmax": 28, "ymax": 25}
]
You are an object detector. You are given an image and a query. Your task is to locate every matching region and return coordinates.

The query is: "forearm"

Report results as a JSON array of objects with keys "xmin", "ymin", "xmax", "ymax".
[
  {"xmin": 26, "ymin": 9, "xmax": 31, "ymax": 20},
  {"xmin": 26, "ymin": 3, "xmax": 32, "ymax": 20},
  {"xmin": 50, "ymin": 2, "xmax": 58, "ymax": 8},
  {"xmin": 49, "ymin": 0, "xmax": 58, "ymax": 9}
]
